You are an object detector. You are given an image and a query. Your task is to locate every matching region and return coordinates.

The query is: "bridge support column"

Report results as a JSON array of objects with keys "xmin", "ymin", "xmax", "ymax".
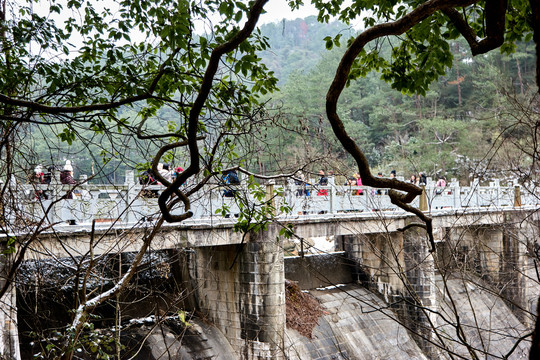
[
  {"xmin": 0, "ymin": 245, "xmax": 21, "ymax": 360},
  {"xmin": 499, "ymin": 218, "xmax": 528, "ymax": 322},
  {"xmin": 342, "ymin": 229, "xmax": 438, "ymax": 356},
  {"xmin": 342, "ymin": 232, "xmax": 405, "ymax": 294},
  {"xmin": 439, "ymin": 220, "xmax": 530, "ymax": 323},
  {"xmin": 521, "ymin": 216, "xmax": 540, "ymax": 325},
  {"xmin": 191, "ymin": 224, "xmax": 285, "ymax": 359},
  {"xmin": 402, "ymin": 226, "xmax": 438, "ymax": 357}
]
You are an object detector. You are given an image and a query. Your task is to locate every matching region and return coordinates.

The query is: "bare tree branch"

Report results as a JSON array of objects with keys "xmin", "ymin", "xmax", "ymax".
[
  {"xmin": 156, "ymin": 0, "xmax": 269, "ymax": 223},
  {"xmin": 326, "ymin": 0, "xmax": 478, "ymax": 248}
]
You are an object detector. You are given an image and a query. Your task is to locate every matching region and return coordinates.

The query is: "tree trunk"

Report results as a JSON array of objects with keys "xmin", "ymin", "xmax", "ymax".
[
  {"xmin": 530, "ymin": 295, "xmax": 540, "ymax": 359},
  {"xmin": 456, "ymin": 60, "xmax": 462, "ymax": 106},
  {"xmin": 516, "ymin": 57, "xmax": 524, "ymax": 95},
  {"xmin": 417, "ymin": 94, "xmax": 423, "ymax": 119}
]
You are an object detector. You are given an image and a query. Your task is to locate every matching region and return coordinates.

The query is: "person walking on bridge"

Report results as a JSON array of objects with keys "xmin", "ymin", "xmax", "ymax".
[
  {"xmin": 60, "ymin": 160, "xmax": 77, "ymax": 199},
  {"xmin": 317, "ymin": 170, "xmax": 328, "ymax": 196},
  {"xmin": 354, "ymin": 172, "xmax": 363, "ymax": 195}
]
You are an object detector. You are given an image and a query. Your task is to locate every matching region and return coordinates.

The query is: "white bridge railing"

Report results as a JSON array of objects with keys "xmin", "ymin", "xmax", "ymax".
[{"xmin": 7, "ymin": 171, "xmax": 539, "ymax": 227}]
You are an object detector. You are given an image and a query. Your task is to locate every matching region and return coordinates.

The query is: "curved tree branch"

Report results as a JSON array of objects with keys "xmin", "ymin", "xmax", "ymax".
[
  {"xmin": 442, "ymin": 0, "xmax": 507, "ymax": 56},
  {"xmin": 157, "ymin": 0, "xmax": 269, "ymax": 223},
  {"xmin": 530, "ymin": 0, "xmax": 540, "ymax": 91},
  {"xmin": 326, "ymin": 0, "xmax": 476, "ymax": 247},
  {"xmin": 391, "ymin": 190, "xmax": 435, "ymax": 252},
  {"xmin": 151, "ymin": 139, "xmax": 200, "ymax": 223},
  {"xmin": 136, "ymin": 114, "xmax": 191, "ymax": 140}
]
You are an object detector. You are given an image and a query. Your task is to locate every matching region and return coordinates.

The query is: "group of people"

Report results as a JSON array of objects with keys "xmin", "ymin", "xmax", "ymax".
[
  {"xmin": 345, "ymin": 172, "xmax": 369, "ymax": 194},
  {"xmin": 295, "ymin": 169, "xmax": 449, "ymax": 197},
  {"xmin": 410, "ymin": 172, "xmax": 447, "ymax": 192},
  {"xmin": 33, "ymin": 160, "xmax": 188, "ymax": 200},
  {"xmin": 409, "ymin": 172, "xmax": 427, "ymax": 186},
  {"xmin": 138, "ymin": 163, "xmax": 185, "ymax": 198},
  {"xmin": 31, "ymin": 161, "xmax": 449, "ymax": 201},
  {"xmin": 294, "ymin": 169, "xmax": 332, "ymax": 197},
  {"xmin": 139, "ymin": 163, "xmax": 184, "ymax": 185},
  {"xmin": 32, "ymin": 160, "xmax": 78, "ymax": 199}
]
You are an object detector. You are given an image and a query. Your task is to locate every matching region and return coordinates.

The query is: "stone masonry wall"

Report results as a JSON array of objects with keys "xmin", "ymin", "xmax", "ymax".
[
  {"xmin": 342, "ymin": 232, "xmax": 406, "ymax": 297},
  {"xmin": 190, "ymin": 225, "xmax": 285, "ymax": 359},
  {"xmin": 438, "ymin": 218, "xmax": 533, "ymax": 324},
  {"xmin": 342, "ymin": 228, "xmax": 437, "ymax": 357},
  {"xmin": 401, "ymin": 225, "xmax": 437, "ymax": 357},
  {"xmin": 0, "ymin": 246, "xmax": 20, "ymax": 360}
]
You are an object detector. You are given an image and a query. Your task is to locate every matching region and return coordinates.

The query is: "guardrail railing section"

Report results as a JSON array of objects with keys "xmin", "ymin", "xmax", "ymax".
[{"xmin": 13, "ymin": 171, "xmax": 535, "ymax": 225}]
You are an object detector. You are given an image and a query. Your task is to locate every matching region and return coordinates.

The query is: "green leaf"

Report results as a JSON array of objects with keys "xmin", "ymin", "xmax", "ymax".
[
  {"xmin": 178, "ymin": 310, "xmax": 191, "ymax": 327},
  {"xmin": 2, "ymin": 237, "xmax": 16, "ymax": 255},
  {"xmin": 57, "ymin": 127, "xmax": 76, "ymax": 145},
  {"xmin": 324, "ymin": 36, "xmax": 333, "ymax": 50}
]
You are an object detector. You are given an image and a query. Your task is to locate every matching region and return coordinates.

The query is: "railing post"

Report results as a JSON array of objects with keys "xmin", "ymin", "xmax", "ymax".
[
  {"xmin": 472, "ymin": 178, "xmax": 479, "ymax": 207},
  {"xmin": 328, "ymin": 176, "xmax": 336, "ymax": 214},
  {"xmin": 285, "ymin": 178, "xmax": 295, "ymax": 215},
  {"xmin": 493, "ymin": 179, "xmax": 500, "ymax": 207},
  {"xmin": 125, "ymin": 170, "xmax": 136, "ymax": 223},
  {"xmin": 365, "ymin": 185, "xmax": 371, "ymax": 212},
  {"xmin": 266, "ymin": 180, "xmax": 275, "ymax": 216},
  {"xmin": 450, "ymin": 178, "xmax": 459, "ymax": 208},
  {"xmin": 419, "ymin": 185, "xmax": 428, "ymax": 211},
  {"xmin": 514, "ymin": 185, "xmax": 522, "ymax": 207},
  {"xmin": 49, "ymin": 171, "xmax": 61, "ymax": 225}
]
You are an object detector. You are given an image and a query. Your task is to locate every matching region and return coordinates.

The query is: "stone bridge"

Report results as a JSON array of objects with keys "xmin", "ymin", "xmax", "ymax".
[
  {"xmin": 1, "ymin": 174, "xmax": 539, "ymax": 359},
  {"xmin": 5, "ymin": 170, "xmax": 533, "ymax": 226}
]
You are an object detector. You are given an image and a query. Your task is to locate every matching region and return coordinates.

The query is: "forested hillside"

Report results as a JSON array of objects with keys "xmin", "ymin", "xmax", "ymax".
[
  {"xmin": 257, "ymin": 17, "xmax": 538, "ymax": 183},
  {"xmin": 25, "ymin": 16, "xmax": 538, "ymax": 184},
  {"xmin": 258, "ymin": 16, "xmax": 354, "ymax": 83}
]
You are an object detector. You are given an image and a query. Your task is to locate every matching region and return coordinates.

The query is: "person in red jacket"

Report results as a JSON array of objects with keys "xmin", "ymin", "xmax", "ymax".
[{"xmin": 317, "ymin": 170, "xmax": 328, "ymax": 196}]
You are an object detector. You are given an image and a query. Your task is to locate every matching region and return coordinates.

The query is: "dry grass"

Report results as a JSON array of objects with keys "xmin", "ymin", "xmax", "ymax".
[{"xmin": 285, "ymin": 279, "xmax": 323, "ymax": 338}]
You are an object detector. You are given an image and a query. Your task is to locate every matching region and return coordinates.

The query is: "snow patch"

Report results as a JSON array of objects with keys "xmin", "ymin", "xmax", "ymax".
[
  {"xmin": 315, "ymin": 284, "xmax": 346, "ymax": 291},
  {"xmin": 309, "ymin": 236, "xmax": 335, "ymax": 253}
]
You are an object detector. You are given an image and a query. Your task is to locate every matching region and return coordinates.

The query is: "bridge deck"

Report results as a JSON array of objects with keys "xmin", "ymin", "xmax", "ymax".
[
  {"xmin": 5, "ymin": 173, "xmax": 535, "ymax": 229},
  {"xmin": 8, "ymin": 206, "xmax": 538, "ymax": 260}
]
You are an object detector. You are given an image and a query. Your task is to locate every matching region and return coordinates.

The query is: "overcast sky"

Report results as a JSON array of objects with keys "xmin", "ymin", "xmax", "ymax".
[
  {"xmin": 259, "ymin": 0, "xmax": 319, "ymax": 25},
  {"xmin": 27, "ymin": 0, "xmax": 357, "ymax": 55}
]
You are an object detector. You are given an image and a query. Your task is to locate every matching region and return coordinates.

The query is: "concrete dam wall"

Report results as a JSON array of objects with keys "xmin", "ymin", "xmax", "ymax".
[
  {"xmin": 283, "ymin": 252, "xmax": 532, "ymax": 360},
  {"xmin": 16, "ymin": 249, "xmax": 534, "ymax": 359},
  {"xmin": 5, "ymin": 209, "xmax": 539, "ymax": 359}
]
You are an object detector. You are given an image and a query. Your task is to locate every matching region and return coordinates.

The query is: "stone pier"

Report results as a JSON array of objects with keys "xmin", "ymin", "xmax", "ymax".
[
  {"xmin": 341, "ymin": 228, "xmax": 438, "ymax": 356},
  {"xmin": 402, "ymin": 224, "xmax": 437, "ymax": 357},
  {"xmin": 436, "ymin": 213, "xmax": 533, "ymax": 323},
  {"xmin": 0, "ymin": 243, "xmax": 20, "ymax": 360},
  {"xmin": 190, "ymin": 224, "xmax": 286, "ymax": 359}
]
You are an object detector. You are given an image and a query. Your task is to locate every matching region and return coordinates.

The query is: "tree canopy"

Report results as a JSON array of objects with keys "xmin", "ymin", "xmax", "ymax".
[{"xmin": 1, "ymin": 0, "xmax": 540, "ymax": 357}]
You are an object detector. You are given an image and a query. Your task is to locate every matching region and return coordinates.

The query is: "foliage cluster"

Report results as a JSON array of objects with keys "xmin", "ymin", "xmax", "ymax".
[
  {"xmin": 261, "ymin": 19, "xmax": 538, "ymax": 182},
  {"xmin": 20, "ymin": 15, "xmax": 539, "ymax": 185}
]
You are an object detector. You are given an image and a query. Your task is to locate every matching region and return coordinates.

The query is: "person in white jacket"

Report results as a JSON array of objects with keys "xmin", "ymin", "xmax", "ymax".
[{"xmin": 157, "ymin": 163, "xmax": 173, "ymax": 183}]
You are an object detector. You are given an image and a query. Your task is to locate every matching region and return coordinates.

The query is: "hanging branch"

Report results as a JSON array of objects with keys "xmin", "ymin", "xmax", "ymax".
[
  {"xmin": 528, "ymin": 0, "xmax": 540, "ymax": 91},
  {"xmin": 325, "ymin": 0, "xmax": 480, "ymax": 251},
  {"xmin": 442, "ymin": 0, "xmax": 507, "ymax": 56},
  {"xmin": 156, "ymin": 0, "xmax": 269, "ymax": 223}
]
